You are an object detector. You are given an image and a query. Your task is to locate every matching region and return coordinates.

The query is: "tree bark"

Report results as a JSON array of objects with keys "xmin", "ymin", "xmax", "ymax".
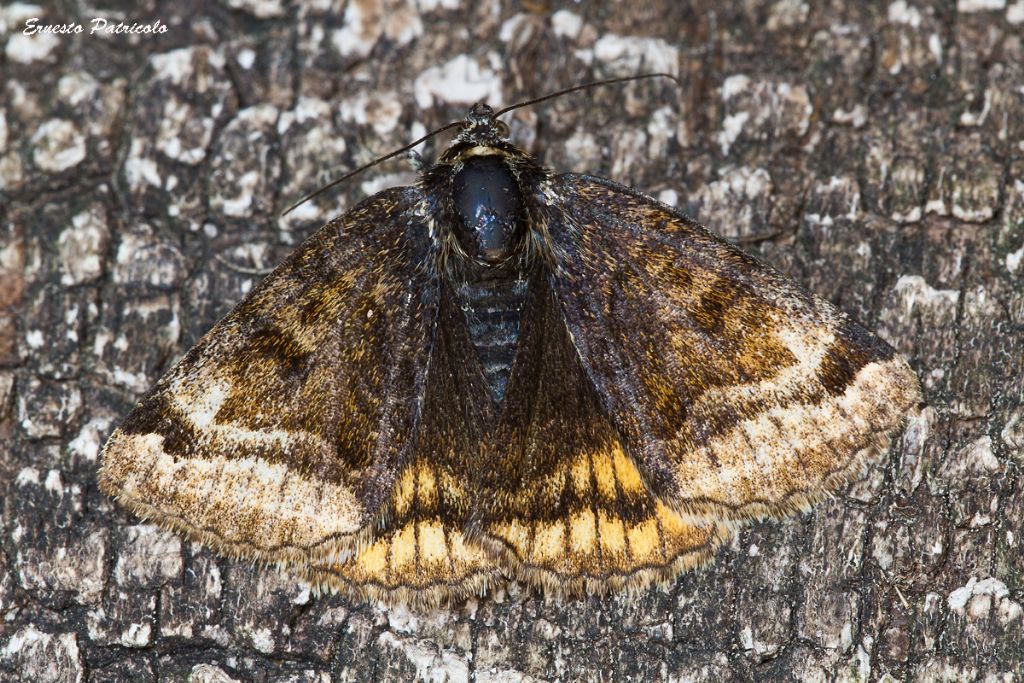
[{"xmin": 2, "ymin": 1, "xmax": 1022, "ymax": 681}]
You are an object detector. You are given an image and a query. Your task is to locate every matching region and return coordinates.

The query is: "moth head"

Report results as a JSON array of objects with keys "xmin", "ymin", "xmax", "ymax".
[
  {"xmin": 456, "ymin": 103, "xmax": 511, "ymax": 146},
  {"xmin": 430, "ymin": 105, "xmax": 532, "ymax": 267}
]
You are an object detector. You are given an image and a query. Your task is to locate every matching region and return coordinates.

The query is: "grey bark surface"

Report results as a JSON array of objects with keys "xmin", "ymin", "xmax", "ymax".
[{"xmin": 1, "ymin": 1, "xmax": 1023, "ymax": 681}]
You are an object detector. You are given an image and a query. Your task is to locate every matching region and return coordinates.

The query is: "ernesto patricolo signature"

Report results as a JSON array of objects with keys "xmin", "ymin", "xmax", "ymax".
[{"xmin": 22, "ymin": 17, "xmax": 168, "ymax": 35}]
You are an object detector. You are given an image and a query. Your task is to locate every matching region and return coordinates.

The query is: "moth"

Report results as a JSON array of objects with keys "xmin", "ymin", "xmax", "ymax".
[{"xmin": 100, "ymin": 87, "xmax": 921, "ymax": 607}]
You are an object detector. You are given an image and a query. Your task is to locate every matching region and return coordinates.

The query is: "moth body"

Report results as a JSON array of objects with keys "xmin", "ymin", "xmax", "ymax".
[{"xmin": 429, "ymin": 106, "xmax": 537, "ymax": 402}]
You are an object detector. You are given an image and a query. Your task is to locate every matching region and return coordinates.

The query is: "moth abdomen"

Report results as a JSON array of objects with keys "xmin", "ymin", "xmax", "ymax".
[{"xmin": 456, "ymin": 273, "xmax": 529, "ymax": 402}]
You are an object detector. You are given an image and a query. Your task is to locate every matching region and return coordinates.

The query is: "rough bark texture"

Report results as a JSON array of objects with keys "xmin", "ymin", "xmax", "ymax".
[{"xmin": 2, "ymin": 1, "xmax": 1023, "ymax": 681}]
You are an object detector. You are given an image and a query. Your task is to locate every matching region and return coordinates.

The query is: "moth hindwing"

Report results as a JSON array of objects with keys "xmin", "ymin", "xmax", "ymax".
[{"xmin": 100, "ymin": 102, "xmax": 921, "ymax": 607}]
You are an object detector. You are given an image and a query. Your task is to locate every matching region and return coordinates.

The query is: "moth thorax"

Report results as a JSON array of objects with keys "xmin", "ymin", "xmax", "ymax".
[{"xmin": 452, "ymin": 155, "xmax": 525, "ymax": 265}]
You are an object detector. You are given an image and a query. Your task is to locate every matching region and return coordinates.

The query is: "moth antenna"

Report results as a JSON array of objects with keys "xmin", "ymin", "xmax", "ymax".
[
  {"xmin": 281, "ymin": 73, "xmax": 677, "ymax": 217},
  {"xmin": 280, "ymin": 119, "xmax": 463, "ymax": 217},
  {"xmin": 493, "ymin": 72, "xmax": 679, "ymax": 119}
]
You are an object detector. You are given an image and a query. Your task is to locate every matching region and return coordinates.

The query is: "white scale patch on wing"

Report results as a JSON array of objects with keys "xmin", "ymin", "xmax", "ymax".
[{"xmin": 183, "ymin": 379, "xmax": 229, "ymax": 428}]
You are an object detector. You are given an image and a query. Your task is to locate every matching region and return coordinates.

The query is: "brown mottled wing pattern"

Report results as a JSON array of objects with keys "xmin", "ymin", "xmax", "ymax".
[
  {"xmin": 99, "ymin": 187, "xmax": 441, "ymax": 568},
  {"xmin": 100, "ymin": 166, "xmax": 921, "ymax": 606},
  {"xmin": 470, "ymin": 271, "xmax": 728, "ymax": 596},
  {"xmin": 312, "ymin": 271, "xmax": 726, "ymax": 603},
  {"xmin": 538, "ymin": 174, "xmax": 921, "ymax": 523},
  {"xmin": 311, "ymin": 286, "xmax": 501, "ymax": 606}
]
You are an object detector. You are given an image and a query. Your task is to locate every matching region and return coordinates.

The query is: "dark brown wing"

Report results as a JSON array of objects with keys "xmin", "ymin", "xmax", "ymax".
[
  {"xmin": 313, "ymin": 272, "xmax": 725, "ymax": 603},
  {"xmin": 309, "ymin": 286, "xmax": 502, "ymax": 607},
  {"xmin": 469, "ymin": 271, "xmax": 729, "ymax": 596},
  {"xmin": 99, "ymin": 187, "xmax": 440, "ymax": 568},
  {"xmin": 537, "ymin": 174, "xmax": 921, "ymax": 523}
]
